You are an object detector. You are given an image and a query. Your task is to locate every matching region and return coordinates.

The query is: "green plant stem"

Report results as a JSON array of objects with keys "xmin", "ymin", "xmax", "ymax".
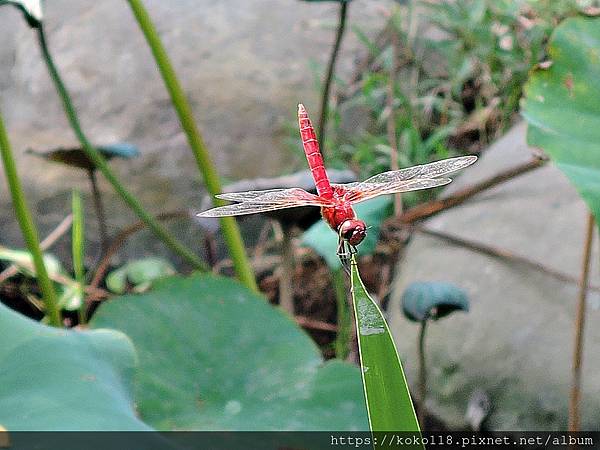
[
  {"xmin": 71, "ymin": 189, "xmax": 86, "ymax": 325},
  {"xmin": 568, "ymin": 212, "xmax": 595, "ymax": 432},
  {"xmin": 87, "ymin": 169, "xmax": 108, "ymax": 259},
  {"xmin": 333, "ymin": 268, "xmax": 351, "ymax": 360},
  {"xmin": 317, "ymin": 0, "xmax": 349, "ymax": 151},
  {"xmin": 417, "ymin": 320, "xmax": 428, "ymax": 428},
  {"xmin": 126, "ymin": 0, "xmax": 257, "ymax": 292},
  {"xmin": 0, "ymin": 109, "xmax": 61, "ymax": 327},
  {"xmin": 36, "ymin": 25, "xmax": 207, "ymax": 272}
]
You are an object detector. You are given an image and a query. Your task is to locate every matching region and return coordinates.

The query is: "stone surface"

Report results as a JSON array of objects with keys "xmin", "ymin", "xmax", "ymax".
[
  {"xmin": 389, "ymin": 121, "xmax": 600, "ymax": 430},
  {"xmin": 0, "ymin": 0, "xmax": 389, "ymax": 263}
]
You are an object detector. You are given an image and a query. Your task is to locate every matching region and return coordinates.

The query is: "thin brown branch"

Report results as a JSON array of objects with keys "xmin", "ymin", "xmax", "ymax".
[
  {"xmin": 318, "ymin": 1, "xmax": 349, "ymax": 151},
  {"xmin": 568, "ymin": 212, "xmax": 595, "ymax": 432},
  {"xmin": 0, "ymin": 214, "xmax": 73, "ymax": 284},
  {"xmin": 295, "ymin": 315, "xmax": 337, "ymax": 333},
  {"xmin": 386, "ymin": 8, "xmax": 402, "ymax": 216},
  {"xmin": 88, "ymin": 169, "xmax": 109, "ymax": 258},
  {"xmin": 398, "ymin": 158, "xmax": 545, "ymax": 224},
  {"xmin": 418, "ymin": 226, "xmax": 600, "ymax": 292},
  {"xmin": 90, "ymin": 210, "xmax": 190, "ymax": 290}
]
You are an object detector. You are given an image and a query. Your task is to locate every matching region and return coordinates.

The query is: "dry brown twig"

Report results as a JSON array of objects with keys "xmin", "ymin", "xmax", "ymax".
[
  {"xmin": 90, "ymin": 210, "xmax": 190, "ymax": 291},
  {"xmin": 396, "ymin": 157, "xmax": 545, "ymax": 224},
  {"xmin": 418, "ymin": 225, "xmax": 600, "ymax": 293},
  {"xmin": 0, "ymin": 214, "xmax": 74, "ymax": 284}
]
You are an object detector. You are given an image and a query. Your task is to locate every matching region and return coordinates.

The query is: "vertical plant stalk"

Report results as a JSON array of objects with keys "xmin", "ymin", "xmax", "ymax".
[
  {"xmin": 278, "ymin": 224, "xmax": 295, "ymax": 315},
  {"xmin": 417, "ymin": 319, "xmax": 428, "ymax": 428},
  {"xmin": 386, "ymin": 8, "xmax": 402, "ymax": 216},
  {"xmin": 0, "ymin": 110, "xmax": 61, "ymax": 327},
  {"xmin": 317, "ymin": 0, "xmax": 349, "ymax": 150},
  {"xmin": 36, "ymin": 25, "xmax": 207, "ymax": 271},
  {"xmin": 87, "ymin": 169, "xmax": 108, "ymax": 257},
  {"xmin": 71, "ymin": 189, "xmax": 86, "ymax": 325},
  {"xmin": 568, "ymin": 212, "xmax": 595, "ymax": 432},
  {"xmin": 126, "ymin": 0, "xmax": 257, "ymax": 292},
  {"xmin": 333, "ymin": 268, "xmax": 351, "ymax": 360}
]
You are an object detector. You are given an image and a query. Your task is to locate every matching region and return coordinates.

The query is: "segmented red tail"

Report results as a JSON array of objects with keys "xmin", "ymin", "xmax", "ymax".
[{"xmin": 298, "ymin": 104, "xmax": 333, "ymax": 199}]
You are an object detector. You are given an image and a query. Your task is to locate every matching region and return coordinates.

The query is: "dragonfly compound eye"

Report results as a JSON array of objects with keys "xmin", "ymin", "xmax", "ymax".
[{"xmin": 339, "ymin": 220, "xmax": 367, "ymax": 246}]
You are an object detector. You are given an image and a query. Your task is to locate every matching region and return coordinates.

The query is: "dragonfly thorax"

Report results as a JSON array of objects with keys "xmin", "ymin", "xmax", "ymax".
[{"xmin": 338, "ymin": 219, "xmax": 367, "ymax": 246}]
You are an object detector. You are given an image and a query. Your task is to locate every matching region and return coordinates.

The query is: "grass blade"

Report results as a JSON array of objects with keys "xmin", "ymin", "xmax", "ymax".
[
  {"xmin": 71, "ymin": 189, "xmax": 86, "ymax": 323},
  {"xmin": 126, "ymin": 0, "xmax": 257, "ymax": 292},
  {"xmin": 350, "ymin": 256, "xmax": 421, "ymax": 436},
  {"xmin": 0, "ymin": 109, "xmax": 61, "ymax": 326}
]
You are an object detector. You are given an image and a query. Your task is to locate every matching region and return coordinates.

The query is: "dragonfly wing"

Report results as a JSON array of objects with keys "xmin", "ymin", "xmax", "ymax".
[
  {"xmin": 198, "ymin": 201, "xmax": 320, "ymax": 217},
  {"xmin": 339, "ymin": 155, "xmax": 476, "ymax": 204},
  {"xmin": 357, "ymin": 155, "xmax": 477, "ymax": 187},
  {"xmin": 216, "ymin": 188, "xmax": 291, "ymax": 202},
  {"xmin": 344, "ymin": 178, "xmax": 452, "ymax": 204},
  {"xmin": 198, "ymin": 187, "xmax": 333, "ymax": 218},
  {"xmin": 216, "ymin": 188, "xmax": 331, "ymax": 205}
]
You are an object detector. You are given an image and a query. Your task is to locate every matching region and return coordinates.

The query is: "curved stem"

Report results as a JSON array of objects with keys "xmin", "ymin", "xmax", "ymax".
[
  {"xmin": 90, "ymin": 210, "xmax": 189, "ymax": 292},
  {"xmin": 71, "ymin": 189, "xmax": 86, "ymax": 325},
  {"xmin": 125, "ymin": 0, "xmax": 257, "ymax": 292},
  {"xmin": 36, "ymin": 25, "xmax": 207, "ymax": 272},
  {"xmin": 568, "ymin": 212, "xmax": 595, "ymax": 432},
  {"xmin": 417, "ymin": 320, "xmax": 428, "ymax": 428},
  {"xmin": 87, "ymin": 169, "xmax": 108, "ymax": 258},
  {"xmin": 317, "ymin": 1, "xmax": 349, "ymax": 151},
  {"xmin": 0, "ymin": 109, "xmax": 62, "ymax": 326}
]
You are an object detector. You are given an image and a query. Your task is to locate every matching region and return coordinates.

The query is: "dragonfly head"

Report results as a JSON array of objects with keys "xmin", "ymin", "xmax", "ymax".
[{"xmin": 339, "ymin": 219, "xmax": 367, "ymax": 246}]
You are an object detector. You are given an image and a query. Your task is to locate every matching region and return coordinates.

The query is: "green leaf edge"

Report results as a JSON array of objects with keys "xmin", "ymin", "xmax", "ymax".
[{"xmin": 350, "ymin": 258, "xmax": 422, "ymax": 440}]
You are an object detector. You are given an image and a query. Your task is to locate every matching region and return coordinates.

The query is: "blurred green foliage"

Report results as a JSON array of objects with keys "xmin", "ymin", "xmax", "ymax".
[{"xmin": 324, "ymin": 0, "xmax": 595, "ymax": 180}]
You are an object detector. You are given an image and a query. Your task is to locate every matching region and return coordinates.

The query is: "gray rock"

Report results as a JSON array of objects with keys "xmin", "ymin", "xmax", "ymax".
[
  {"xmin": 0, "ymin": 0, "xmax": 388, "ymax": 264},
  {"xmin": 388, "ymin": 121, "xmax": 600, "ymax": 430}
]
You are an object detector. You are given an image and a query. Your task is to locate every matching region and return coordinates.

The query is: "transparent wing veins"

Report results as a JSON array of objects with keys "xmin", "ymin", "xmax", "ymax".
[
  {"xmin": 338, "ymin": 155, "xmax": 477, "ymax": 204},
  {"xmin": 198, "ymin": 187, "xmax": 332, "ymax": 218}
]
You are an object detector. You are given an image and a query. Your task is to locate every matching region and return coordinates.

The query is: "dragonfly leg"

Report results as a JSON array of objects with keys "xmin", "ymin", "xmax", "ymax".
[{"xmin": 337, "ymin": 238, "xmax": 354, "ymax": 275}]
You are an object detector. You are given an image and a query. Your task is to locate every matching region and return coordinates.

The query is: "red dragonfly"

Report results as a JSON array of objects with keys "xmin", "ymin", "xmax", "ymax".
[{"xmin": 198, "ymin": 104, "xmax": 476, "ymax": 268}]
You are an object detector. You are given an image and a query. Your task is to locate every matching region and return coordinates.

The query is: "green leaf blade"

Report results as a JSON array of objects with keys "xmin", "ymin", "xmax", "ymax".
[{"xmin": 350, "ymin": 260, "xmax": 421, "ymax": 436}]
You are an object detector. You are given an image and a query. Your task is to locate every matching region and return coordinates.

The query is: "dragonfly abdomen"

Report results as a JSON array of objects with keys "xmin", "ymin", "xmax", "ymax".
[{"xmin": 298, "ymin": 104, "xmax": 334, "ymax": 199}]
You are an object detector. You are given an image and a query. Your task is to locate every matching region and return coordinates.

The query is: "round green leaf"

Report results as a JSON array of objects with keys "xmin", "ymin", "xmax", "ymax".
[
  {"xmin": 522, "ymin": 16, "xmax": 600, "ymax": 222},
  {"xmin": 0, "ymin": 302, "xmax": 150, "ymax": 430},
  {"xmin": 106, "ymin": 266, "xmax": 128, "ymax": 294},
  {"xmin": 90, "ymin": 274, "xmax": 368, "ymax": 431},
  {"xmin": 401, "ymin": 281, "xmax": 469, "ymax": 322},
  {"xmin": 106, "ymin": 257, "xmax": 176, "ymax": 294}
]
